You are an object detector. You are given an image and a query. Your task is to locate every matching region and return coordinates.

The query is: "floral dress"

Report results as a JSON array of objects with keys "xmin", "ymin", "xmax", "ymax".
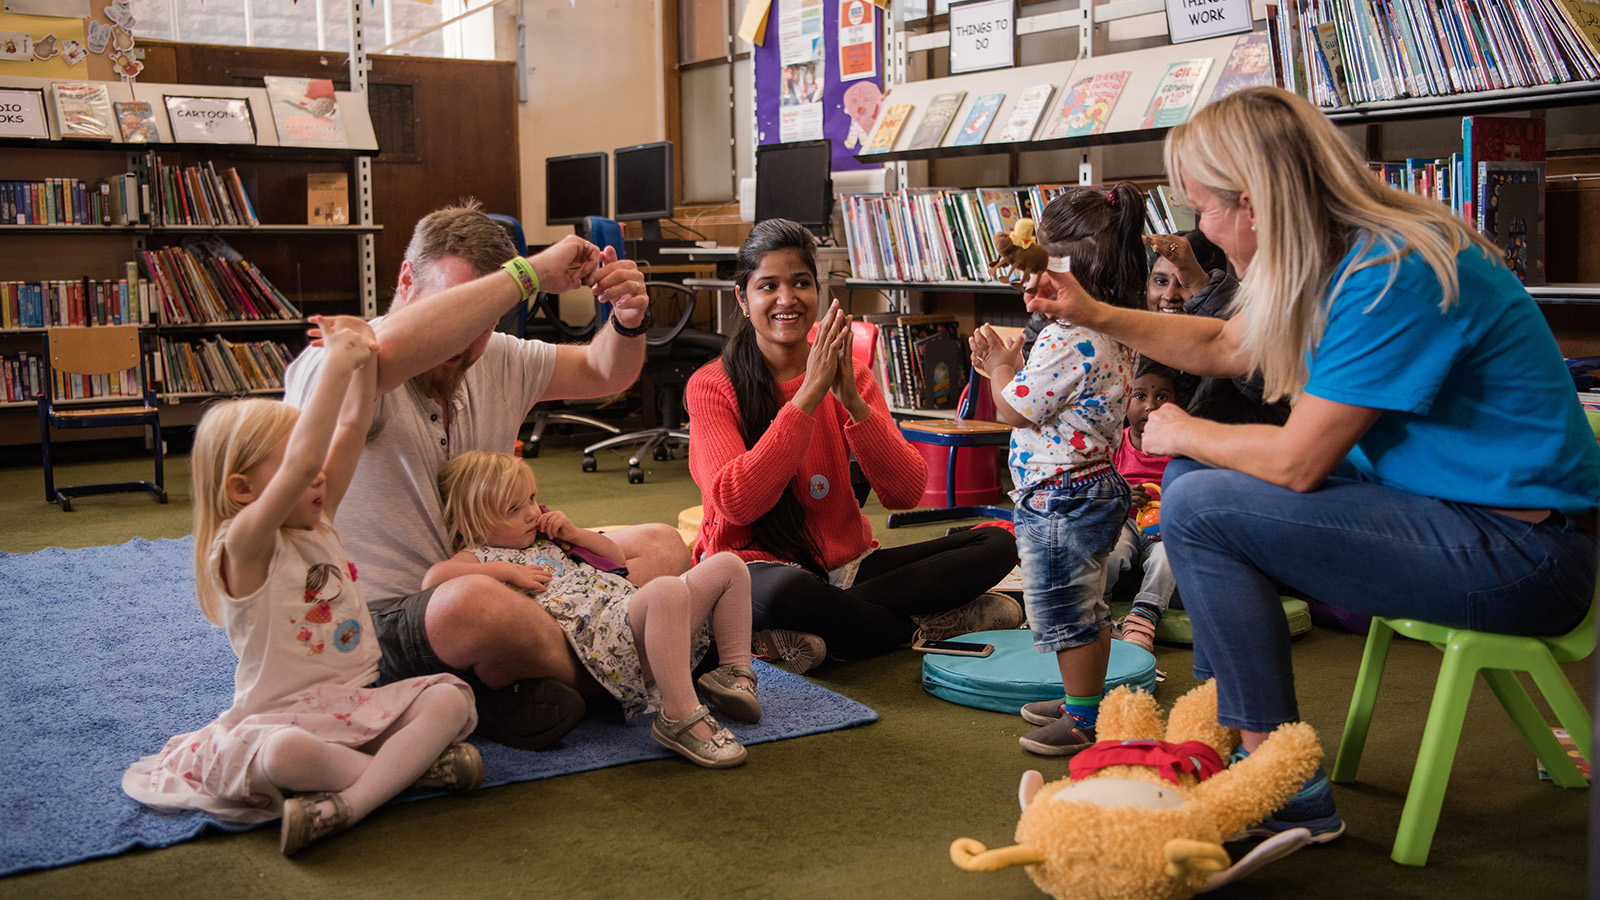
[
  {"xmin": 474, "ymin": 540, "xmax": 710, "ymax": 719},
  {"xmin": 122, "ymin": 518, "xmax": 476, "ymax": 824}
]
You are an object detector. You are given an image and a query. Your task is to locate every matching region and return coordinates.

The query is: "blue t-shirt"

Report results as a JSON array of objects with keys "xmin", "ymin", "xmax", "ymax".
[{"xmin": 1303, "ymin": 233, "xmax": 1599, "ymax": 514}]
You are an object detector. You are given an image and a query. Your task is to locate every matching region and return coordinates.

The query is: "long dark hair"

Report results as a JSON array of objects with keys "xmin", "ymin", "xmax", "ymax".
[
  {"xmin": 1036, "ymin": 182, "xmax": 1149, "ymax": 310},
  {"xmin": 721, "ymin": 218, "xmax": 827, "ymax": 575}
]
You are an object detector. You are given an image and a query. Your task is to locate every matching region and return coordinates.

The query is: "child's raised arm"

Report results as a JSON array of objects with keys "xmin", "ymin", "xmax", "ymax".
[
  {"xmin": 535, "ymin": 507, "xmax": 625, "ymax": 563},
  {"xmin": 318, "ymin": 315, "xmax": 379, "ymax": 520},
  {"xmin": 969, "ymin": 324, "xmax": 1032, "ymax": 428},
  {"xmin": 223, "ymin": 328, "xmax": 372, "ymax": 597}
]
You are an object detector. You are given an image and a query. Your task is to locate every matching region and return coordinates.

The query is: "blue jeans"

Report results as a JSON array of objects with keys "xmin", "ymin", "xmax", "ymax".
[
  {"xmin": 1104, "ymin": 521, "xmax": 1178, "ymax": 614},
  {"xmin": 1014, "ymin": 470, "xmax": 1132, "ymax": 653},
  {"xmin": 1161, "ymin": 459, "xmax": 1597, "ymax": 732}
]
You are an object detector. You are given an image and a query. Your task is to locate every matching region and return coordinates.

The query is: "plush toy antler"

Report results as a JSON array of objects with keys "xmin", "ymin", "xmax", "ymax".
[{"xmin": 990, "ymin": 218, "xmax": 1051, "ymax": 284}]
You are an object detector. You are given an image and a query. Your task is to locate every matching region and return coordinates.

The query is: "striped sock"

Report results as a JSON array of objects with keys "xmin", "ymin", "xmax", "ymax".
[{"xmin": 1063, "ymin": 693, "xmax": 1102, "ymax": 729}]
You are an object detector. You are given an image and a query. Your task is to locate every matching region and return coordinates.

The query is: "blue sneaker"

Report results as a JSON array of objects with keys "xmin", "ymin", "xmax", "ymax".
[{"xmin": 1231, "ymin": 765, "xmax": 1346, "ymax": 844}]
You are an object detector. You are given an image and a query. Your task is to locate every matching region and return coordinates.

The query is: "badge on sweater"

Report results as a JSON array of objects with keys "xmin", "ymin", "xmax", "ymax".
[{"xmin": 809, "ymin": 474, "xmax": 830, "ymax": 500}]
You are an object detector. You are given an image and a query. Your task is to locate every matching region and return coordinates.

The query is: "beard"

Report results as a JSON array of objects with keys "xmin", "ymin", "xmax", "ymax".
[{"xmin": 413, "ymin": 360, "xmax": 469, "ymax": 404}]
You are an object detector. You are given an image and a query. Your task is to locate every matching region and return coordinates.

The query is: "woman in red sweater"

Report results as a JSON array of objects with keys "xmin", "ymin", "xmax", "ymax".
[{"xmin": 685, "ymin": 219, "xmax": 1020, "ymax": 674}]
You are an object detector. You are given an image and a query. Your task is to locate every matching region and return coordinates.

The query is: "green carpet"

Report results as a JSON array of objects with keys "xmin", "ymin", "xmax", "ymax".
[{"xmin": 0, "ymin": 436, "xmax": 1589, "ymax": 899}]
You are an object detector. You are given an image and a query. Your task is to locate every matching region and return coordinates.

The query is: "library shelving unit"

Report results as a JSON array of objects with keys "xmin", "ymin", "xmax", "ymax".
[
  {"xmin": 0, "ymin": 75, "xmax": 381, "ymax": 446},
  {"xmin": 844, "ymin": 0, "xmax": 1600, "ymax": 348}
]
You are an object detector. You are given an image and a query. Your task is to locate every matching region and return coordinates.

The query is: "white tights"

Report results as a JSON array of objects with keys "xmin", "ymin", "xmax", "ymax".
[
  {"xmin": 627, "ymin": 552, "xmax": 753, "ymax": 737},
  {"xmin": 254, "ymin": 683, "xmax": 471, "ymax": 824}
]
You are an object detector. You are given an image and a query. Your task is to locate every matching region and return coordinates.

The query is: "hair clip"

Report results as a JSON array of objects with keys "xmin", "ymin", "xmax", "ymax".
[{"xmin": 1105, "ymin": 190, "xmax": 1118, "ymax": 208}]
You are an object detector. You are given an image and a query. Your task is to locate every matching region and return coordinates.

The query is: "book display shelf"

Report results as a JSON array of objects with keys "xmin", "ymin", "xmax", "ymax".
[
  {"xmin": 0, "ymin": 75, "xmax": 381, "ymax": 445},
  {"xmin": 842, "ymin": 0, "xmax": 1600, "ymax": 369}
]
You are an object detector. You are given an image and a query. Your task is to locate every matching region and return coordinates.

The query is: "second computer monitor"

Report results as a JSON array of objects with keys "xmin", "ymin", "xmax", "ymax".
[
  {"xmin": 755, "ymin": 139, "xmax": 832, "ymax": 238},
  {"xmin": 613, "ymin": 141, "xmax": 674, "ymax": 240}
]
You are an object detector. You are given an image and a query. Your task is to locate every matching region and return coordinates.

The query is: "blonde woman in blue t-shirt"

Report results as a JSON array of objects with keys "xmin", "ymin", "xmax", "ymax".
[{"xmin": 1033, "ymin": 86, "xmax": 1599, "ymax": 844}]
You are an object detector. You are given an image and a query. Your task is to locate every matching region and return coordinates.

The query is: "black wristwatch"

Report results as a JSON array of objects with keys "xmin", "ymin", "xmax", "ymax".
[{"xmin": 610, "ymin": 310, "xmax": 652, "ymax": 337}]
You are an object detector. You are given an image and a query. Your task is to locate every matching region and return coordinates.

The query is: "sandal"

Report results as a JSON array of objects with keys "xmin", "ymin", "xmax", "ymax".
[
  {"xmin": 280, "ymin": 791, "xmax": 353, "ymax": 856},
  {"xmin": 414, "ymin": 741, "xmax": 484, "ymax": 792},
  {"xmin": 696, "ymin": 663, "xmax": 761, "ymax": 723},
  {"xmin": 650, "ymin": 704, "xmax": 747, "ymax": 769}
]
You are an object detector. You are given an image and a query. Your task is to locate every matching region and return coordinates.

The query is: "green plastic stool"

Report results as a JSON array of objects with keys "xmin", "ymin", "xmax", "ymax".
[{"xmin": 1331, "ymin": 598, "xmax": 1596, "ymax": 866}]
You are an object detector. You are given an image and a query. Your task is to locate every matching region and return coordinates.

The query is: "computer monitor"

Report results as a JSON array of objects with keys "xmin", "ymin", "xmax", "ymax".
[
  {"xmin": 755, "ymin": 139, "xmax": 833, "ymax": 238},
  {"xmin": 545, "ymin": 152, "xmax": 608, "ymax": 227},
  {"xmin": 613, "ymin": 141, "xmax": 674, "ymax": 240}
]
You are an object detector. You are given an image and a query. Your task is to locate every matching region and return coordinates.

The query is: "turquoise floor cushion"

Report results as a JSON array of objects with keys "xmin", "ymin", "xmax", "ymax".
[{"xmin": 921, "ymin": 630, "xmax": 1158, "ymax": 714}]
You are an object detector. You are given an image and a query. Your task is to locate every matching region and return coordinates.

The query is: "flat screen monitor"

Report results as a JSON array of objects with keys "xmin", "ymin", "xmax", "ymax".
[
  {"xmin": 545, "ymin": 152, "xmax": 608, "ymax": 227},
  {"xmin": 614, "ymin": 141, "xmax": 674, "ymax": 240},
  {"xmin": 755, "ymin": 139, "xmax": 833, "ymax": 238}
]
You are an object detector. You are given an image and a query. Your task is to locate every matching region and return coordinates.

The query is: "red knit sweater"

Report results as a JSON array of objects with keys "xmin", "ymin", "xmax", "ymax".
[{"xmin": 686, "ymin": 359, "xmax": 928, "ymax": 569}]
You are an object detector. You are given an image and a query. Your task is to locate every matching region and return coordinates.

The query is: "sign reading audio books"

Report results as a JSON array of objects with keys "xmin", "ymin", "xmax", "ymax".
[{"xmin": 264, "ymin": 76, "xmax": 349, "ymax": 148}]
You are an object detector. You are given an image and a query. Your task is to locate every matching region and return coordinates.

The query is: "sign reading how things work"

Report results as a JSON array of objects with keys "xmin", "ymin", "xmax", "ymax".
[
  {"xmin": 1164, "ymin": 0, "xmax": 1252, "ymax": 43},
  {"xmin": 948, "ymin": 0, "xmax": 1015, "ymax": 75}
]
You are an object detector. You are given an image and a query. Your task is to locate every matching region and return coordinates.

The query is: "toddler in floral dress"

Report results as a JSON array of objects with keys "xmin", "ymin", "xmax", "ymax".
[
  {"xmin": 123, "ymin": 317, "xmax": 480, "ymax": 856},
  {"xmin": 430, "ymin": 450, "xmax": 761, "ymax": 768}
]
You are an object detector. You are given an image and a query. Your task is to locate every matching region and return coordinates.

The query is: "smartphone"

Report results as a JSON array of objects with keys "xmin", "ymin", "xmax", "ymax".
[{"xmin": 912, "ymin": 638, "xmax": 994, "ymax": 657}]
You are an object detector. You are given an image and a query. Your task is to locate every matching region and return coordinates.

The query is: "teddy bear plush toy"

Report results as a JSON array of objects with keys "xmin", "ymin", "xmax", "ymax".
[
  {"xmin": 950, "ymin": 681, "xmax": 1322, "ymax": 900},
  {"xmin": 990, "ymin": 218, "xmax": 1051, "ymax": 284}
]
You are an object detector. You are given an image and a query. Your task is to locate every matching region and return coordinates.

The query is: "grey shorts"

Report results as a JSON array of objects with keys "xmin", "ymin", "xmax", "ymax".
[{"xmin": 372, "ymin": 586, "xmax": 473, "ymax": 686}]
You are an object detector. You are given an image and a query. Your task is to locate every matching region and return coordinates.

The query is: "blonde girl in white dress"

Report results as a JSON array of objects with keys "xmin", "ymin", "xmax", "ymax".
[
  {"xmin": 429, "ymin": 450, "xmax": 760, "ymax": 768},
  {"xmin": 123, "ymin": 317, "xmax": 479, "ymax": 856}
]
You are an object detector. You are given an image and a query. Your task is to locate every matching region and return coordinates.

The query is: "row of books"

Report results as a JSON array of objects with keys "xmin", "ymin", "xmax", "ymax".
[
  {"xmin": 862, "ymin": 313, "xmax": 966, "ymax": 411},
  {"xmin": 139, "ymin": 238, "xmax": 301, "ymax": 324},
  {"xmin": 1267, "ymin": 0, "xmax": 1600, "ymax": 108},
  {"xmin": 2, "ymin": 350, "xmax": 144, "ymax": 404},
  {"xmin": 1, "ymin": 267, "xmax": 147, "ymax": 330},
  {"xmin": 865, "ymin": 31, "xmax": 1277, "ymax": 153},
  {"xmin": 1, "ymin": 352, "xmax": 42, "ymax": 403},
  {"xmin": 841, "ymin": 184, "xmax": 1073, "ymax": 283},
  {"xmin": 143, "ymin": 153, "xmax": 261, "ymax": 228},
  {"xmin": 2, "ymin": 177, "xmax": 122, "ymax": 227},
  {"xmin": 157, "ymin": 337, "xmax": 294, "ymax": 396}
]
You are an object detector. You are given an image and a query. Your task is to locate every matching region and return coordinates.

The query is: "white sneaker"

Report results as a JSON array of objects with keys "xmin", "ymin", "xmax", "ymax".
[
  {"xmin": 912, "ymin": 592, "xmax": 1024, "ymax": 642},
  {"xmin": 750, "ymin": 629, "xmax": 827, "ymax": 674}
]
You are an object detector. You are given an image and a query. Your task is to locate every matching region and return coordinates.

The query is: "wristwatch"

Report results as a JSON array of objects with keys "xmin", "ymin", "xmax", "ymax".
[{"xmin": 610, "ymin": 310, "xmax": 652, "ymax": 337}]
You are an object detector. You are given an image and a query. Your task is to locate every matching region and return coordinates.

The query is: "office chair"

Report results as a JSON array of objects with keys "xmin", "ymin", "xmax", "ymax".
[
  {"xmin": 487, "ymin": 212, "xmax": 622, "ymax": 457},
  {"xmin": 38, "ymin": 325, "xmax": 167, "ymax": 511},
  {"xmin": 578, "ymin": 216, "xmax": 725, "ymax": 483}
]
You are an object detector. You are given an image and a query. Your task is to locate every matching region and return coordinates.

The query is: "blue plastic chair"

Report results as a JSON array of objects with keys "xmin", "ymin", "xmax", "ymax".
[{"xmin": 887, "ymin": 364, "xmax": 1012, "ymax": 528}]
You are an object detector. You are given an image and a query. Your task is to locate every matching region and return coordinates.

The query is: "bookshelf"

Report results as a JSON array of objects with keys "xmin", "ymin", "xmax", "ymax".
[{"xmin": 0, "ymin": 76, "xmax": 381, "ymax": 446}]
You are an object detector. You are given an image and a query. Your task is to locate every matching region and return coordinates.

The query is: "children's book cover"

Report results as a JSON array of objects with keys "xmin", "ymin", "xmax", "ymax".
[
  {"xmin": 1462, "ymin": 116, "xmax": 1545, "ymax": 222},
  {"xmin": 952, "ymin": 92, "xmax": 1004, "ymax": 147},
  {"xmin": 996, "ymin": 83, "xmax": 1054, "ymax": 142},
  {"xmin": 1477, "ymin": 160, "xmax": 1546, "ymax": 285},
  {"xmin": 976, "ymin": 188, "xmax": 1023, "ymax": 239},
  {"xmin": 51, "ymin": 82, "xmax": 114, "ymax": 139},
  {"xmin": 306, "ymin": 172, "xmax": 349, "ymax": 225},
  {"xmin": 1040, "ymin": 71, "xmax": 1130, "ymax": 140},
  {"xmin": 1209, "ymin": 31, "xmax": 1274, "ymax": 103},
  {"xmin": 263, "ymin": 75, "xmax": 348, "ymax": 148},
  {"xmin": 1141, "ymin": 58, "xmax": 1214, "ymax": 129},
  {"xmin": 865, "ymin": 103, "xmax": 913, "ymax": 153},
  {"xmin": 113, "ymin": 100, "xmax": 161, "ymax": 143},
  {"xmin": 908, "ymin": 91, "xmax": 968, "ymax": 150}
]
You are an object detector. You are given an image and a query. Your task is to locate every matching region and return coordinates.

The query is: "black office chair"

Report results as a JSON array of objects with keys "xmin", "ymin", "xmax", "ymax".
[{"xmin": 581, "ymin": 280, "xmax": 725, "ymax": 483}]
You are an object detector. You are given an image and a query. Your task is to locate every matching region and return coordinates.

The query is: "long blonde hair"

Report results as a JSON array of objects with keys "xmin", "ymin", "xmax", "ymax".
[
  {"xmin": 190, "ymin": 398, "xmax": 299, "ymax": 625},
  {"xmin": 438, "ymin": 450, "xmax": 536, "ymax": 552},
  {"xmin": 1164, "ymin": 86, "xmax": 1500, "ymax": 402}
]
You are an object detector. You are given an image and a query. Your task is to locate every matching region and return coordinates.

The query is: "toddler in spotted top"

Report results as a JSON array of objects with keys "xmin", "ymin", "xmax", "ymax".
[
  {"xmin": 970, "ymin": 183, "xmax": 1150, "ymax": 760},
  {"xmin": 429, "ymin": 450, "xmax": 759, "ymax": 768},
  {"xmin": 122, "ymin": 316, "xmax": 480, "ymax": 857}
]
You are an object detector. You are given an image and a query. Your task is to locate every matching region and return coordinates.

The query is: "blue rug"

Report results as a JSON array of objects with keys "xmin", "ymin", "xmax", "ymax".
[{"xmin": 0, "ymin": 538, "xmax": 877, "ymax": 876}]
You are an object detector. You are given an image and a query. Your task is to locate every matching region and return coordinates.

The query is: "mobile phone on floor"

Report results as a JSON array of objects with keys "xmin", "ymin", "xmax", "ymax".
[{"xmin": 912, "ymin": 638, "xmax": 994, "ymax": 657}]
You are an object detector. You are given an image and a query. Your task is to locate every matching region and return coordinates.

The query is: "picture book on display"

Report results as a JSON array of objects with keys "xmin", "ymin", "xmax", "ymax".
[
  {"xmin": 51, "ymin": 82, "xmax": 115, "ymax": 139},
  {"xmin": 1476, "ymin": 160, "xmax": 1546, "ymax": 286},
  {"xmin": 1462, "ymin": 116, "xmax": 1545, "ymax": 224},
  {"xmin": 1209, "ymin": 31, "xmax": 1273, "ymax": 102},
  {"xmin": 306, "ymin": 172, "xmax": 349, "ymax": 225},
  {"xmin": 996, "ymin": 83, "xmax": 1054, "ymax": 142},
  {"xmin": 865, "ymin": 103, "xmax": 913, "ymax": 153},
  {"xmin": 263, "ymin": 75, "xmax": 348, "ymax": 148},
  {"xmin": 113, "ymin": 100, "xmax": 161, "ymax": 143},
  {"xmin": 908, "ymin": 91, "xmax": 967, "ymax": 150},
  {"xmin": 952, "ymin": 92, "xmax": 1004, "ymax": 147},
  {"xmin": 1040, "ymin": 71, "xmax": 1130, "ymax": 140},
  {"xmin": 1140, "ymin": 59, "xmax": 1213, "ymax": 130}
]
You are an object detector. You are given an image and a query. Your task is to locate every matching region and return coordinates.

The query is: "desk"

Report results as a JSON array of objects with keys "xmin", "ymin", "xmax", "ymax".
[{"xmin": 684, "ymin": 277, "xmax": 740, "ymax": 334}]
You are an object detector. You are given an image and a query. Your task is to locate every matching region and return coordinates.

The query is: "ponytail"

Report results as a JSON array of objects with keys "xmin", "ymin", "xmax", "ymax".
[{"xmin": 1036, "ymin": 181, "xmax": 1150, "ymax": 310}]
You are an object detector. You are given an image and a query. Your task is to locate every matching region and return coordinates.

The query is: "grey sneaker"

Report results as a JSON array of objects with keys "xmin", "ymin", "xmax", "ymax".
[
  {"xmin": 1020, "ymin": 697, "xmax": 1068, "ymax": 727},
  {"xmin": 912, "ymin": 592, "xmax": 1025, "ymax": 642},
  {"xmin": 750, "ymin": 629, "xmax": 827, "ymax": 674},
  {"xmin": 1019, "ymin": 717, "xmax": 1097, "ymax": 757}
]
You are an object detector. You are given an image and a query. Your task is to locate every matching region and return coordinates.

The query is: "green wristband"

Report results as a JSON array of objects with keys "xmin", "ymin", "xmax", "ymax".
[{"xmin": 501, "ymin": 256, "xmax": 540, "ymax": 301}]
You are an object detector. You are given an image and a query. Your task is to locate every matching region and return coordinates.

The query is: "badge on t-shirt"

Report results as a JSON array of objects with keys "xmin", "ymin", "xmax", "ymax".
[{"xmin": 808, "ymin": 474, "xmax": 830, "ymax": 500}]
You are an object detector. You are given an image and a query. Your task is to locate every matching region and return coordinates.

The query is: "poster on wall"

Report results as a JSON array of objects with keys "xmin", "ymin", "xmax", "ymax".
[
  {"xmin": 838, "ymin": 0, "xmax": 875, "ymax": 81},
  {"xmin": 778, "ymin": 0, "xmax": 825, "ymax": 142}
]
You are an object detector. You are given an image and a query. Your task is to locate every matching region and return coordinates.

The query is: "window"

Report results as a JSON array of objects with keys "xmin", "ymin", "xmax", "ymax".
[
  {"xmin": 676, "ymin": 0, "xmax": 750, "ymax": 204},
  {"xmin": 130, "ymin": 0, "xmax": 495, "ymax": 59}
]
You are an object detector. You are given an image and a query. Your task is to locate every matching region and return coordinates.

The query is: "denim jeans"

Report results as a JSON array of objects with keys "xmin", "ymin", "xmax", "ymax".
[
  {"xmin": 1014, "ymin": 470, "xmax": 1132, "ymax": 653},
  {"xmin": 1104, "ymin": 521, "xmax": 1178, "ymax": 614},
  {"xmin": 1161, "ymin": 459, "xmax": 1597, "ymax": 732}
]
